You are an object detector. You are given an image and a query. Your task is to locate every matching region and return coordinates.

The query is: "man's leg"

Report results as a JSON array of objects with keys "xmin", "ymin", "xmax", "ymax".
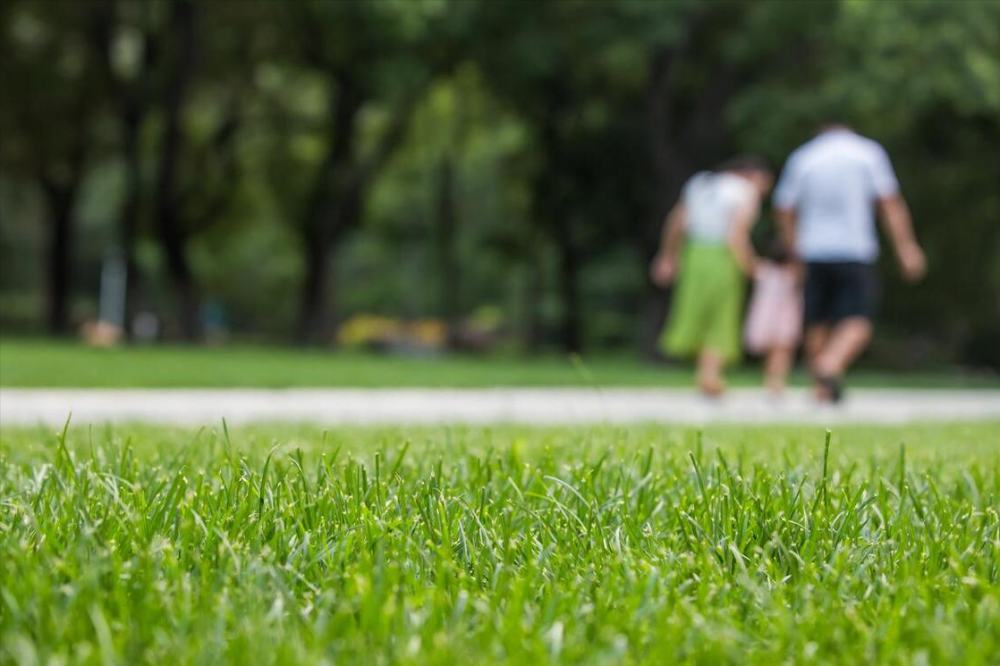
[
  {"xmin": 804, "ymin": 324, "xmax": 829, "ymax": 369},
  {"xmin": 813, "ymin": 316, "xmax": 873, "ymax": 398},
  {"xmin": 809, "ymin": 262, "xmax": 878, "ymax": 401},
  {"xmin": 804, "ymin": 324, "xmax": 832, "ymax": 400},
  {"xmin": 801, "ymin": 263, "xmax": 830, "ymax": 382}
]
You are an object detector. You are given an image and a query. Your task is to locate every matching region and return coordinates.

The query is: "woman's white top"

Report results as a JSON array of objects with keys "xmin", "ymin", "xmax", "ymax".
[{"xmin": 682, "ymin": 171, "xmax": 758, "ymax": 244}]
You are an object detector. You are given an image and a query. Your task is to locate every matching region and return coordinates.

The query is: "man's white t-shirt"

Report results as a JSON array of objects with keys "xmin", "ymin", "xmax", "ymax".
[
  {"xmin": 774, "ymin": 129, "xmax": 899, "ymax": 263},
  {"xmin": 683, "ymin": 171, "xmax": 758, "ymax": 244}
]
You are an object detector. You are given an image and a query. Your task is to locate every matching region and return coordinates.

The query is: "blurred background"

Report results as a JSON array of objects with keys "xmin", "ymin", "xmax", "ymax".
[{"xmin": 1, "ymin": 0, "xmax": 998, "ymax": 373}]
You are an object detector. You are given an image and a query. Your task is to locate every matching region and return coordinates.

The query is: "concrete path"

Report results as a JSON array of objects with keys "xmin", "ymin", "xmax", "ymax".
[{"xmin": 1, "ymin": 388, "xmax": 998, "ymax": 426}]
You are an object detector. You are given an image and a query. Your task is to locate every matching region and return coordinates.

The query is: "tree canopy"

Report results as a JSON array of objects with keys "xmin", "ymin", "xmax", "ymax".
[{"xmin": 1, "ymin": 0, "xmax": 997, "ymax": 368}]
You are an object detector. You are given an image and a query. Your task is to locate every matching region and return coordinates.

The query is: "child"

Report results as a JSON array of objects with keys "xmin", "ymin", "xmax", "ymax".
[
  {"xmin": 650, "ymin": 157, "xmax": 774, "ymax": 396},
  {"xmin": 743, "ymin": 241, "xmax": 803, "ymax": 395}
]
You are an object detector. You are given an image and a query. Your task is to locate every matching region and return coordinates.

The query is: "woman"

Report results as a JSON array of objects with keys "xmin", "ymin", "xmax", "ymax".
[{"xmin": 650, "ymin": 157, "xmax": 774, "ymax": 395}]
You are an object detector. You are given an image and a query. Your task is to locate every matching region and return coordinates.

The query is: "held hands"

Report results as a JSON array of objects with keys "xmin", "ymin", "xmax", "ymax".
[
  {"xmin": 897, "ymin": 241, "xmax": 927, "ymax": 282},
  {"xmin": 650, "ymin": 253, "xmax": 676, "ymax": 287}
]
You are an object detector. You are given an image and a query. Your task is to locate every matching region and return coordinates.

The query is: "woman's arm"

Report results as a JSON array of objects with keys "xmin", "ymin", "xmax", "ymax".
[
  {"xmin": 775, "ymin": 207, "xmax": 797, "ymax": 255},
  {"xmin": 727, "ymin": 199, "xmax": 760, "ymax": 277},
  {"xmin": 650, "ymin": 202, "xmax": 687, "ymax": 286}
]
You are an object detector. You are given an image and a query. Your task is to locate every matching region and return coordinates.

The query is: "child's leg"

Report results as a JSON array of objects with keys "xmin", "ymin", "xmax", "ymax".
[
  {"xmin": 696, "ymin": 349, "xmax": 726, "ymax": 396},
  {"xmin": 764, "ymin": 345, "xmax": 795, "ymax": 394}
]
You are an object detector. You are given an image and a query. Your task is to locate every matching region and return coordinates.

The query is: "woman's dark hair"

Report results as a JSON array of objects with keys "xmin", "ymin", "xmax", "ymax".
[{"xmin": 717, "ymin": 155, "xmax": 774, "ymax": 175}]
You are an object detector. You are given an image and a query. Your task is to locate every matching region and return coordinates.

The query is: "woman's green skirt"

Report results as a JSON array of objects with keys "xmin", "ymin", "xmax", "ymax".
[{"xmin": 660, "ymin": 243, "xmax": 745, "ymax": 365}]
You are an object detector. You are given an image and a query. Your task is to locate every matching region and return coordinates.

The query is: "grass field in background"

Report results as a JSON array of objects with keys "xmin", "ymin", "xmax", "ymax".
[
  {"xmin": 2, "ymin": 422, "xmax": 998, "ymax": 665},
  {"xmin": 2, "ymin": 338, "xmax": 997, "ymax": 388}
]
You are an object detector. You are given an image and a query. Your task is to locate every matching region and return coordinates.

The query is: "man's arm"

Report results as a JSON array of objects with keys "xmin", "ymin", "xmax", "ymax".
[
  {"xmin": 878, "ymin": 194, "xmax": 926, "ymax": 281},
  {"xmin": 650, "ymin": 202, "xmax": 686, "ymax": 286}
]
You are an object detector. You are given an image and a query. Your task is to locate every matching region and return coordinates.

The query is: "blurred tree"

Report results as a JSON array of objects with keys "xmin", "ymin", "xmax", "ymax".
[
  {"xmin": 87, "ymin": 0, "xmax": 254, "ymax": 340},
  {"xmin": 0, "ymin": 0, "xmax": 101, "ymax": 335},
  {"xmin": 435, "ymin": 156, "xmax": 459, "ymax": 345},
  {"xmin": 150, "ymin": 0, "xmax": 200, "ymax": 339},
  {"xmin": 357, "ymin": 65, "xmax": 534, "ymax": 344},
  {"xmin": 0, "ymin": 0, "xmax": 997, "ymax": 369},
  {"xmin": 470, "ymin": 0, "xmax": 662, "ymax": 352},
  {"xmin": 86, "ymin": 0, "xmax": 154, "ymax": 337},
  {"xmin": 266, "ymin": 0, "xmax": 474, "ymax": 345}
]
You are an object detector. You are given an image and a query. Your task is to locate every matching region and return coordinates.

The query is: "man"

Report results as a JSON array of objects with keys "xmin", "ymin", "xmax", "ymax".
[{"xmin": 775, "ymin": 124, "xmax": 926, "ymax": 402}]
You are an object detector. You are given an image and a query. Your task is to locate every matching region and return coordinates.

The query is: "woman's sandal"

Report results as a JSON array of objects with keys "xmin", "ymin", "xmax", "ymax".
[{"xmin": 698, "ymin": 377, "xmax": 727, "ymax": 398}]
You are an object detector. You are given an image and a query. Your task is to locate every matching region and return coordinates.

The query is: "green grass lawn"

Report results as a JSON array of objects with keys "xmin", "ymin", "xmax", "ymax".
[
  {"xmin": 2, "ymin": 422, "xmax": 998, "ymax": 665},
  {"xmin": 2, "ymin": 338, "xmax": 997, "ymax": 388}
]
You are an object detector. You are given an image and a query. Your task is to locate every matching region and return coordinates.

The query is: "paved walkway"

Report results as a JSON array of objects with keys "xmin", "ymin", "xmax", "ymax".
[{"xmin": 1, "ymin": 388, "xmax": 998, "ymax": 426}]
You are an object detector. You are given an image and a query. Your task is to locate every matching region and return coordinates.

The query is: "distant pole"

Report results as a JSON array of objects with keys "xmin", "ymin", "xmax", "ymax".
[{"xmin": 99, "ymin": 255, "xmax": 127, "ymax": 328}]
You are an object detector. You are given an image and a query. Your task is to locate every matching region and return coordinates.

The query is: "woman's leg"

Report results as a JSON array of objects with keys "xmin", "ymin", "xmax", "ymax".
[{"xmin": 697, "ymin": 348, "xmax": 726, "ymax": 396}]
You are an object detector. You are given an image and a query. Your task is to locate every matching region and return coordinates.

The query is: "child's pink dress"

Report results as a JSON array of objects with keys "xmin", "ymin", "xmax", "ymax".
[{"xmin": 744, "ymin": 262, "xmax": 802, "ymax": 354}]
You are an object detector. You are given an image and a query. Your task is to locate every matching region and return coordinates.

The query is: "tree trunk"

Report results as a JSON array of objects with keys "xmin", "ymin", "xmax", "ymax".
[
  {"xmin": 159, "ymin": 223, "xmax": 200, "ymax": 340},
  {"xmin": 294, "ymin": 73, "xmax": 361, "ymax": 345},
  {"xmin": 436, "ymin": 157, "xmax": 459, "ymax": 347},
  {"xmin": 41, "ymin": 185, "xmax": 76, "ymax": 336},
  {"xmin": 638, "ymin": 177, "xmax": 678, "ymax": 361},
  {"xmin": 296, "ymin": 227, "xmax": 333, "ymax": 345},
  {"xmin": 556, "ymin": 224, "xmax": 582, "ymax": 354},
  {"xmin": 119, "ymin": 110, "xmax": 142, "ymax": 336},
  {"xmin": 87, "ymin": 0, "xmax": 148, "ymax": 337},
  {"xmin": 295, "ymin": 176, "xmax": 360, "ymax": 346},
  {"xmin": 638, "ymin": 46, "xmax": 688, "ymax": 359},
  {"xmin": 523, "ymin": 253, "xmax": 545, "ymax": 353},
  {"xmin": 153, "ymin": 0, "xmax": 200, "ymax": 341}
]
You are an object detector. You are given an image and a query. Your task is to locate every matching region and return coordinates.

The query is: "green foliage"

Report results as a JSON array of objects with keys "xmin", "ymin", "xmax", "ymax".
[
  {"xmin": 0, "ymin": 0, "xmax": 97, "ymax": 174},
  {"xmin": 2, "ymin": 423, "xmax": 999, "ymax": 664},
  {"xmin": 0, "ymin": 0, "xmax": 997, "ymax": 364}
]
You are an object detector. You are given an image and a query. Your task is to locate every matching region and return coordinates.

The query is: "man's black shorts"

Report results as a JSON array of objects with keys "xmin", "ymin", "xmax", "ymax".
[{"xmin": 804, "ymin": 262, "xmax": 878, "ymax": 326}]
